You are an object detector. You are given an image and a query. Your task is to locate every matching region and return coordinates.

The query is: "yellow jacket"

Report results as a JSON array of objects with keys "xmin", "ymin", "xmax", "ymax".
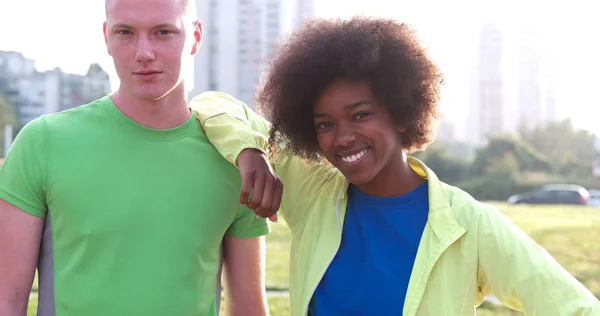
[{"xmin": 190, "ymin": 91, "xmax": 600, "ymax": 315}]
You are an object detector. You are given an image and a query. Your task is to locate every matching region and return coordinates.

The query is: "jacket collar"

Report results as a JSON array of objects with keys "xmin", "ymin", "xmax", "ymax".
[
  {"xmin": 338, "ymin": 156, "xmax": 465, "ymax": 242},
  {"xmin": 408, "ymin": 157, "xmax": 466, "ymax": 242}
]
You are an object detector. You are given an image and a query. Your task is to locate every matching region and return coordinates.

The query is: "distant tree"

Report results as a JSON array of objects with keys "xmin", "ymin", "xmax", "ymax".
[
  {"xmin": 414, "ymin": 143, "xmax": 470, "ymax": 184},
  {"xmin": 435, "ymin": 139, "xmax": 476, "ymax": 161},
  {"xmin": 471, "ymin": 135, "xmax": 552, "ymax": 177},
  {"xmin": 519, "ymin": 118, "xmax": 596, "ymax": 175}
]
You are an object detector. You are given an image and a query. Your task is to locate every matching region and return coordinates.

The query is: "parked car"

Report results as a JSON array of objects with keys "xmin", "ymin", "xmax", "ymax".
[
  {"xmin": 587, "ymin": 189, "xmax": 600, "ymax": 207},
  {"xmin": 507, "ymin": 184, "xmax": 590, "ymax": 205}
]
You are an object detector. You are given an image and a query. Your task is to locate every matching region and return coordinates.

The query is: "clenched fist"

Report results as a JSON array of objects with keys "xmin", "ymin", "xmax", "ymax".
[{"xmin": 237, "ymin": 149, "xmax": 283, "ymax": 222}]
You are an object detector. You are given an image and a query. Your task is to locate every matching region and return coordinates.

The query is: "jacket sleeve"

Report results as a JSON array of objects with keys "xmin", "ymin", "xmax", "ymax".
[
  {"xmin": 476, "ymin": 204, "xmax": 600, "ymax": 315},
  {"xmin": 189, "ymin": 91, "xmax": 338, "ymax": 229}
]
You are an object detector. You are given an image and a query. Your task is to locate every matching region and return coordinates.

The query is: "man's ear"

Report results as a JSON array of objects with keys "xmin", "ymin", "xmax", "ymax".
[
  {"xmin": 103, "ymin": 22, "xmax": 112, "ymax": 56},
  {"xmin": 191, "ymin": 20, "xmax": 203, "ymax": 55}
]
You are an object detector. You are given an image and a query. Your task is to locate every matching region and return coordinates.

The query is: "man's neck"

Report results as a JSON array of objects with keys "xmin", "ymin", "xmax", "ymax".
[{"xmin": 110, "ymin": 88, "xmax": 191, "ymax": 130}]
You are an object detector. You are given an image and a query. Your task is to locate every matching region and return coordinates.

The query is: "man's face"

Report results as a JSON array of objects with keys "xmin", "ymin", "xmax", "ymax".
[{"xmin": 103, "ymin": 0, "xmax": 201, "ymax": 101}]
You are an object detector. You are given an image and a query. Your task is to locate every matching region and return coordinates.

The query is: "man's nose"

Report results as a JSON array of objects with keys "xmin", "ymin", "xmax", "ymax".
[{"xmin": 135, "ymin": 36, "xmax": 156, "ymax": 62}]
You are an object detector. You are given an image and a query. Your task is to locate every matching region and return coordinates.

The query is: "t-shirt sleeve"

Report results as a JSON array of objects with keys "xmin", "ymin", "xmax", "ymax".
[
  {"xmin": 0, "ymin": 117, "xmax": 48, "ymax": 218},
  {"xmin": 225, "ymin": 203, "xmax": 271, "ymax": 238}
]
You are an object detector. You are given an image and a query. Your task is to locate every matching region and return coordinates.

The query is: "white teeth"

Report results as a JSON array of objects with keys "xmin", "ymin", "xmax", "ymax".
[{"xmin": 341, "ymin": 149, "xmax": 368, "ymax": 163}]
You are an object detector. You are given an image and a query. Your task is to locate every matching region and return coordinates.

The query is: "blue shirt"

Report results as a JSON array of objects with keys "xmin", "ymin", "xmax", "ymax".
[{"xmin": 309, "ymin": 181, "xmax": 429, "ymax": 315}]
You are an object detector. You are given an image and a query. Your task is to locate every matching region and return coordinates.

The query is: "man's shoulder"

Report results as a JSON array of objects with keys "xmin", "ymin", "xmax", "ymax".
[
  {"xmin": 9, "ymin": 96, "xmax": 112, "ymax": 149},
  {"xmin": 41, "ymin": 96, "xmax": 110, "ymax": 127}
]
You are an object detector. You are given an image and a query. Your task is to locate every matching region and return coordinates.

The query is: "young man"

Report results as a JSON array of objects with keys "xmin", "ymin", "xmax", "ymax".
[{"xmin": 0, "ymin": 0, "xmax": 270, "ymax": 315}]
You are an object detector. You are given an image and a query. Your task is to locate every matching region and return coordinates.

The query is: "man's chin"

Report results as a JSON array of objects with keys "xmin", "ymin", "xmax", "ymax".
[{"xmin": 134, "ymin": 90, "xmax": 169, "ymax": 101}]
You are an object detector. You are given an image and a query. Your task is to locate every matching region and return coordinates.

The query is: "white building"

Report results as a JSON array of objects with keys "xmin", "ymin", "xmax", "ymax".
[
  {"xmin": 436, "ymin": 120, "xmax": 456, "ymax": 142},
  {"xmin": 6, "ymin": 64, "xmax": 111, "ymax": 126},
  {"xmin": 296, "ymin": 0, "xmax": 313, "ymax": 23},
  {"xmin": 189, "ymin": 0, "xmax": 313, "ymax": 108},
  {"xmin": 83, "ymin": 63, "xmax": 112, "ymax": 104},
  {"xmin": 0, "ymin": 51, "xmax": 37, "ymax": 110},
  {"xmin": 467, "ymin": 21, "xmax": 559, "ymax": 145},
  {"xmin": 18, "ymin": 66, "xmax": 111, "ymax": 125},
  {"xmin": 17, "ymin": 69, "xmax": 61, "ymax": 124},
  {"xmin": 0, "ymin": 51, "xmax": 35, "ymax": 77},
  {"xmin": 467, "ymin": 22, "xmax": 505, "ymax": 145}
]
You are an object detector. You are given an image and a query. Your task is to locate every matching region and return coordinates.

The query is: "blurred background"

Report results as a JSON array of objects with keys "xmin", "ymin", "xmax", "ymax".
[{"xmin": 1, "ymin": 0, "xmax": 599, "ymax": 315}]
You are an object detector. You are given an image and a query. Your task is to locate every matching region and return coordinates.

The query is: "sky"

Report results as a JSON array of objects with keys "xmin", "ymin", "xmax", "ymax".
[{"xmin": 1, "ymin": 0, "xmax": 599, "ymax": 137}]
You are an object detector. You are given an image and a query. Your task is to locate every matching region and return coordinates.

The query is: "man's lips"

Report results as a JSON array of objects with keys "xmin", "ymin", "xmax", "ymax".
[
  {"xmin": 134, "ymin": 71, "xmax": 161, "ymax": 75},
  {"xmin": 133, "ymin": 71, "xmax": 161, "ymax": 80}
]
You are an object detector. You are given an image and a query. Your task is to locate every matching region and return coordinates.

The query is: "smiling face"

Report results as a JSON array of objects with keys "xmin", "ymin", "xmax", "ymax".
[
  {"xmin": 313, "ymin": 78, "xmax": 406, "ymax": 188},
  {"xmin": 103, "ymin": 0, "xmax": 201, "ymax": 101}
]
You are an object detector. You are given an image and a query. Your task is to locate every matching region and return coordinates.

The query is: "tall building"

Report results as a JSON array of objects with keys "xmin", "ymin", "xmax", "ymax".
[
  {"xmin": 436, "ymin": 120, "xmax": 456, "ymax": 142},
  {"xmin": 189, "ymin": 0, "xmax": 313, "ymax": 108},
  {"xmin": 516, "ymin": 28, "xmax": 545, "ymax": 129},
  {"xmin": 467, "ymin": 23, "xmax": 505, "ymax": 145},
  {"xmin": 511, "ymin": 26, "xmax": 559, "ymax": 131},
  {"xmin": 296, "ymin": 0, "xmax": 313, "ymax": 23},
  {"xmin": 466, "ymin": 22, "xmax": 559, "ymax": 145}
]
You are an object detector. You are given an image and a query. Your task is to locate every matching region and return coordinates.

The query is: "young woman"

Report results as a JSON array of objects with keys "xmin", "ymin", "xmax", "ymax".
[{"xmin": 190, "ymin": 16, "xmax": 599, "ymax": 316}]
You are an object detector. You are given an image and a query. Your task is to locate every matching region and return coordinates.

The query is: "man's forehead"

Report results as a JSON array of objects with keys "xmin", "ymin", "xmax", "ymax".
[{"xmin": 105, "ymin": 0, "xmax": 191, "ymax": 20}]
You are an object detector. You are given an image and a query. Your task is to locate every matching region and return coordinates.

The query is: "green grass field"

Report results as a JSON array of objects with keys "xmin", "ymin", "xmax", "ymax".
[{"xmin": 27, "ymin": 203, "xmax": 600, "ymax": 315}]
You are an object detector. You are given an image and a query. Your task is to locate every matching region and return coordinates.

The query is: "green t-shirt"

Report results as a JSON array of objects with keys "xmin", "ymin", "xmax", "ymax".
[{"xmin": 0, "ymin": 96, "xmax": 269, "ymax": 316}]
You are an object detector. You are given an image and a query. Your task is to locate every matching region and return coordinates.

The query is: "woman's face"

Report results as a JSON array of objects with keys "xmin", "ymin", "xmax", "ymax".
[{"xmin": 312, "ymin": 78, "xmax": 405, "ymax": 187}]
